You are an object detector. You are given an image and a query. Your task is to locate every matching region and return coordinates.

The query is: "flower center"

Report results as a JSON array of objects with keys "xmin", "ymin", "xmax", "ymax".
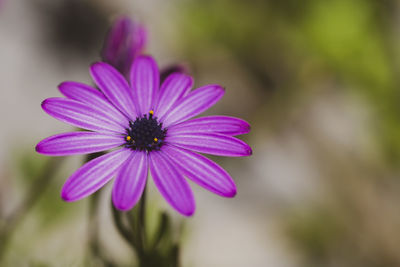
[{"xmin": 125, "ymin": 110, "xmax": 166, "ymax": 151}]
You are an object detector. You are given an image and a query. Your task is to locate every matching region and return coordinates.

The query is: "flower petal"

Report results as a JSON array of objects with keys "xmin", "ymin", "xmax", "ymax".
[
  {"xmin": 149, "ymin": 151, "xmax": 195, "ymax": 216},
  {"xmin": 154, "ymin": 73, "xmax": 193, "ymax": 119},
  {"xmin": 90, "ymin": 62, "xmax": 138, "ymax": 119},
  {"xmin": 112, "ymin": 151, "xmax": 148, "ymax": 210},
  {"xmin": 58, "ymin": 81, "xmax": 129, "ymax": 127},
  {"xmin": 166, "ymin": 132, "xmax": 252, "ymax": 157},
  {"xmin": 42, "ymin": 98, "xmax": 124, "ymax": 134},
  {"xmin": 169, "ymin": 115, "xmax": 250, "ymax": 136},
  {"xmin": 36, "ymin": 132, "xmax": 124, "ymax": 156},
  {"xmin": 163, "ymin": 145, "xmax": 236, "ymax": 197},
  {"xmin": 130, "ymin": 55, "xmax": 159, "ymax": 115},
  {"xmin": 61, "ymin": 149, "xmax": 132, "ymax": 201},
  {"xmin": 161, "ymin": 85, "xmax": 224, "ymax": 127}
]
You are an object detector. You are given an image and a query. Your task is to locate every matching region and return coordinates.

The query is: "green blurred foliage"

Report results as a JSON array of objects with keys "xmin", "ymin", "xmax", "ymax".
[
  {"xmin": 16, "ymin": 150, "xmax": 48, "ymax": 185},
  {"xmin": 180, "ymin": 0, "xmax": 400, "ymax": 163},
  {"xmin": 286, "ymin": 208, "xmax": 345, "ymax": 266},
  {"xmin": 15, "ymin": 151, "xmax": 74, "ymax": 227},
  {"xmin": 179, "ymin": 0, "xmax": 400, "ymax": 266}
]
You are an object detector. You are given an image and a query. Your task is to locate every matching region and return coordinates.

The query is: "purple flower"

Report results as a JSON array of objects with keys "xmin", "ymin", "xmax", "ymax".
[
  {"xmin": 36, "ymin": 55, "xmax": 252, "ymax": 216},
  {"xmin": 102, "ymin": 16, "xmax": 147, "ymax": 77}
]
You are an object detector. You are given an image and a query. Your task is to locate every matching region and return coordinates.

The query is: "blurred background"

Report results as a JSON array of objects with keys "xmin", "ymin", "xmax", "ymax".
[{"xmin": 1, "ymin": 0, "xmax": 400, "ymax": 266}]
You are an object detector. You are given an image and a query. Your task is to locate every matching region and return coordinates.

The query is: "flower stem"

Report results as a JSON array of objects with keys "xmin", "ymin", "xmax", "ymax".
[
  {"xmin": 112, "ymin": 185, "xmax": 183, "ymax": 267},
  {"xmin": 111, "ymin": 185, "xmax": 149, "ymax": 264},
  {"xmin": 150, "ymin": 212, "xmax": 169, "ymax": 250},
  {"xmin": 86, "ymin": 154, "xmax": 102, "ymax": 260},
  {"xmin": 84, "ymin": 152, "xmax": 117, "ymax": 266},
  {"xmin": 88, "ymin": 190, "xmax": 101, "ymax": 256},
  {"xmin": 125, "ymin": 185, "xmax": 147, "ymax": 260},
  {"xmin": 137, "ymin": 184, "xmax": 147, "ymax": 252},
  {"xmin": 112, "ymin": 202, "xmax": 137, "ymax": 250},
  {"xmin": 87, "ymin": 190, "xmax": 115, "ymax": 266}
]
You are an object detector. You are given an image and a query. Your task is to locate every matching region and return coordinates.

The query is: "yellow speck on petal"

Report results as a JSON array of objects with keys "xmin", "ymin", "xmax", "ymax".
[
  {"xmin": 149, "ymin": 110, "xmax": 154, "ymax": 115},
  {"xmin": 126, "ymin": 136, "xmax": 131, "ymax": 141},
  {"xmin": 153, "ymin": 137, "xmax": 158, "ymax": 142}
]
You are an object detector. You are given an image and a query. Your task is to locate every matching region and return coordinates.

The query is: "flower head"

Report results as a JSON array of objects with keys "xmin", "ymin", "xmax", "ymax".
[
  {"xmin": 36, "ymin": 55, "xmax": 252, "ymax": 216},
  {"xmin": 102, "ymin": 16, "xmax": 147, "ymax": 77}
]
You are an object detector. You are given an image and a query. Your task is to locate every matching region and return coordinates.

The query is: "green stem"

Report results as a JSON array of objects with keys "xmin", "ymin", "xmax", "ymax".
[
  {"xmin": 112, "ymin": 185, "xmax": 150, "ymax": 264},
  {"xmin": 170, "ymin": 244, "xmax": 181, "ymax": 267},
  {"xmin": 150, "ymin": 212, "xmax": 169, "ymax": 250},
  {"xmin": 88, "ymin": 191, "xmax": 116, "ymax": 267},
  {"xmin": 137, "ymin": 185, "xmax": 147, "ymax": 252},
  {"xmin": 112, "ymin": 202, "xmax": 137, "ymax": 250},
  {"xmin": 85, "ymin": 152, "xmax": 116, "ymax": 266},
  {"xmin": 88, "ymin": 190, "xmax": 100, "ymax": 256}
]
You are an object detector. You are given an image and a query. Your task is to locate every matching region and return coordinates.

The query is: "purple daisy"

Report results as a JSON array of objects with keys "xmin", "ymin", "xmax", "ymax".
[{"xmin": 36, "ymin": 55, "xmax": 252, "ymax": 216}]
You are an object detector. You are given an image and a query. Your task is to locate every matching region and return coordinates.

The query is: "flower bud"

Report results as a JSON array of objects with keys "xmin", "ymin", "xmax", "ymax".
[{"xmin": 102, "ymin": 16, "xmax": 147, "ymax": 77}]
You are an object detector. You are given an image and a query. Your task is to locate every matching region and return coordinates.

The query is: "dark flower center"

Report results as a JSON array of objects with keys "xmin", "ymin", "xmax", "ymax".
[{"xmin": 125, "ymin": 111, "xmax": 166, "ymax": 151}]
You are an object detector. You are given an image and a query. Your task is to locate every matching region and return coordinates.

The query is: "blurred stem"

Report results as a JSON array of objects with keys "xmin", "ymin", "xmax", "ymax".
[
  {"xmin": 137, "ymin": 185, "xmax": 147, "ymax": 253},
  {"xmin": 88, "ymin": 190, "xmax": 101, "ymax": 258},
  {"xmin": 112, "ymin": 201, "xmax": 137, "ymax": 250},
  {"xmin": 85, "ymin": 152, "xmax": 115, "ymax": 266},
  {"xmin": 150, "ymin": 212, "xmax": 169, "ymax": 250},
  {"xmin": 88, "ymin": 190, "xmax": 115, "ymax": 267},
  {"xmin": 0, "ymin": 157, "xmax": 64, "ymax": 261},
  {"xmin": 112, "ymin": 186, "xmax": 152, "ymax": 264},
  {"xmin": 170, "ymin": 244, "xmax": 181, "ymax": 267},
  {"xmin": 112, "ymin": 185, "xmax": 184, "ymax": 267}
]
